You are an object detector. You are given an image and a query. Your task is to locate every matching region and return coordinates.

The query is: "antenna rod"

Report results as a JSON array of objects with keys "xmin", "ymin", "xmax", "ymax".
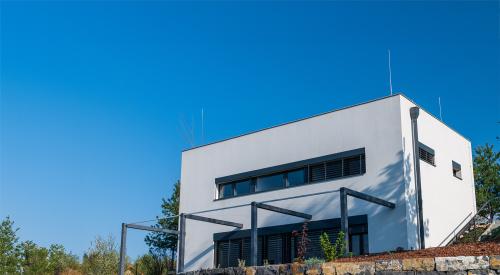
[
  {"xmin": 388, "ymin": 49, "xmax": 393, "ymax": 95},
  {"xmin": 438, "ymin": 97, "xmax": 443, "ymax": 121},
  {"xmin": 201, "ymin": 108, "xmax": 204, "ymax": 144}
]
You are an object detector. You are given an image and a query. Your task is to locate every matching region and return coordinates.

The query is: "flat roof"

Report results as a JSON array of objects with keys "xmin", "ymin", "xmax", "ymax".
[{"xmin": 183, "ymin": 93, "xmax": 469, "ymax": 152}]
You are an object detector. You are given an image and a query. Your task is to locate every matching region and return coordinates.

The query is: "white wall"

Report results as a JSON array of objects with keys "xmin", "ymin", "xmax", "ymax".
[
  {"xmin": 180, "ymin": 95, "xmax": 410, "ymax": 271},
  {"xmin": 399, "ymin": 97, "xmax": 476, "ymax": 248}
]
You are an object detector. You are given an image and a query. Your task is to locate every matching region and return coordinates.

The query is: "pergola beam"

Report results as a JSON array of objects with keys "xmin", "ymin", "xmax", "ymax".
[
  {"xmin": 250, "ymin": 201, "xmax": 312, "ymax": 266},
  {"xmin": 119, "ymin": 223, "xmax": 178, "ymax": 275},
  {"xmin": 340, "ymin": 187, "xmax": 395, "ymax": 255},
  {"xmin": 178, "ymin": 213, "xmax": 242, "ymax": 273},
  {"xmin": 126, "ymin": 223, "xmax": 179, "ymax": 235},
  {"xmin": 255, "ymin": 202, "xmax": 313, "ymax": 220}
]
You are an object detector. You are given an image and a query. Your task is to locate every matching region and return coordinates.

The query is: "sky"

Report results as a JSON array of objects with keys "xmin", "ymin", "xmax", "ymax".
[{"xmin": 0, "ymin": 1, "xmax": 498, "ymax": 260}]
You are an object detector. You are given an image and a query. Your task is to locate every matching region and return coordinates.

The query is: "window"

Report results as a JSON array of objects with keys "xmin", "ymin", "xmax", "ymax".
[
  {"xmin": 309, "ymin": 163, "xmax": 326, "ymax": 182},
  {"xmin": 286, "ymin": 169, "xmax": 307, "ymax": 187},
  {"xmin": 452, "ymin": 161, "xmax": 462, "ymax": 179},
  {"xmin": 216, "ymin": 149, "xmax": 366, "ymax": 199},
  {"xmin": 326, "ymin": 160, "xmax": 342, "ymax": 179},
  {"xmin": 235, "ymin": 180, "xmax": 252, "ymax": 195},
  {"xmin": 256, "ymin": 174, "xmax": 284, "ymax": 192},
  {"xmin": 419, "ymin": 143, "xmax": 435, "ymax": 165},
  {"xmin": 219, "ymin": 183, "xmax": 234, "ymax": 198}
]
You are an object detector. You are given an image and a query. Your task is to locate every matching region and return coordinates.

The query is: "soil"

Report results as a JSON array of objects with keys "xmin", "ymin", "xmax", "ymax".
[{"xmin": 334, "ymin": 241, "xmax": 500, "ymax": 262}]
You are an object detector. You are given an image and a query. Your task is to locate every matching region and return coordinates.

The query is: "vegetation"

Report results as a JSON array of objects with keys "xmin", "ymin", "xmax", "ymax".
[
  {"xmin": 319, "ymin": 231, "xmax": 347, "ymax": 261},
  {"xmin": 292, "ymin": 222, "xmax": 310, "ymax": 263},
  {"xmin": 81, "ymin": 235, "xmax": 119, "ymax": 275},
  {"xmin": 473, "ymin": 144, "xmax": 500, "ymax": 222},
  {"xmin": 144, "ymin": 180, "xmax": 180, "ymax": 273},
  {"xmin": 0, "ymin": 216, "xmax": 80, "ymax": 274},
  {"xmin": 304, "ymin": 257, "xmax": 325, "ymax": 269}
]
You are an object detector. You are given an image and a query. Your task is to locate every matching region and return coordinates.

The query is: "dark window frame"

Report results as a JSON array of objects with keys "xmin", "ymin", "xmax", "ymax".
[
  {"xmin": 215, "ymin": 149, "xmax": 366, "ymax": 200},
  {"xmin": 418, "ymin": 143, "xmax": 435, "ymax": 166},
  {"xmin": 452, "ymin": 161, "xmax": 462, "ymax": 180}
]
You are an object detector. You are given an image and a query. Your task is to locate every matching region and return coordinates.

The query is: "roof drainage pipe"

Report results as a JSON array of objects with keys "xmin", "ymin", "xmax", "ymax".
[{"xmin": 410, "ymin": 106, "xmax": 425, "ymax": 249}]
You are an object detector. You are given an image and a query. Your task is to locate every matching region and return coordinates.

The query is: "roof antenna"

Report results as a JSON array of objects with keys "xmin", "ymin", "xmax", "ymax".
[
  {"xmin": 201, "ymin": 108, "xmax": 204, "ymax": 144},
  {"xmin": 388, "ymin": 49, "xmax": 393, "ymax": 95},
  {"xmin": 438, "ymin": 97, "xmax": 443, "ymax": 121}
]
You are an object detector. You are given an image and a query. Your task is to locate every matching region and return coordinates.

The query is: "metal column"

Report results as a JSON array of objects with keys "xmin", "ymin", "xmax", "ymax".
[
  {"xmin": 119, "ymin": 223, "xmax": 127, "ymax": 275},
  {"xmin": 177, "ymin": 213, "xmax": 186, "ymax": 273},
  {"xmin": 250, "ymin": 201, "xmax": 258, "ymax": 266},
  {"xmin": 340, "ymin": 188, "xmax": 349, "ymax": 255}
]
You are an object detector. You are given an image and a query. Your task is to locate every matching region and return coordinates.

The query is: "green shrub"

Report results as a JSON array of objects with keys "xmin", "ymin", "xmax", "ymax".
[{"xmin": 320, "ymin": 231, "xmax": 346, "ymax": 261}]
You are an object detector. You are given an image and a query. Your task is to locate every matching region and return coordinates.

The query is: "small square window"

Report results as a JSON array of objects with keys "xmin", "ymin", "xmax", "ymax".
[
  {"xmin": 419, "ymin": 143, "xmax": 435, "ymax": 166},
  {"xmin": 452, "ymin": 161, "xmax": 462, "ymax": 179}
]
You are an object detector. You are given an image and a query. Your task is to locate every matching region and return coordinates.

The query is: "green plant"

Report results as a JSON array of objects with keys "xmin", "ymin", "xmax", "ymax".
[
  {"xmin": 238, "ymin": 259, "xmax": 246, "ymax": 268},
  {"xmin": 263, "ymin": 259, "xmax": 269, "ymax": 266},
  {"xmin": 292, "ymin": 222, "xmax": 310, "ymax": 263},
  {"xmin": 320, "ymin": 231, "xmax": 347, "ymax": 261},
  {"xmin": 304, "ymin": 257, "xmax": 325, "ymax": 269}
]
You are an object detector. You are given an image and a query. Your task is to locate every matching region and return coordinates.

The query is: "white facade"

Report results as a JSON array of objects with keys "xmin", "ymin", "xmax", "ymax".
[{"xmin": 179, "ymin": 94, "xmax": 475, "ymax": 271}]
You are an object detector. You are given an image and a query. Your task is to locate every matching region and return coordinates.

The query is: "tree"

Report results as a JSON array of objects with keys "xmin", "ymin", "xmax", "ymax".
[
  {"xmin": 474, "ymin": 144, "xmax": 500, "ymax": 222},
  {"xmin": 82, "ymin": 235, "xmax": 119, "ymax": 275},
  {"xmin": 48, "ymin": 244, "xmax": 80, "ymax": 274},
  {"xmin": 21, "ymin": 240, "xmax": 50, "ymax": 274},
  {"xmin": 132, "ymin": 253, "xmax": 169, "ymax": 275},
  {"xmin": 144, "ymin": 180, "xmax": 180, "ymax": 268},
  {"xmin": 0, "ymin": 216, "xmax": 22, "ymax": 274}
]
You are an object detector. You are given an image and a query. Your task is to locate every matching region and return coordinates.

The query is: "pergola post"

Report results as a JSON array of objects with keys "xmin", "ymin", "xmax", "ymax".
[
  {"xmin": 177, "ymin": 213, "xmax": 186, "ymax": 273},
  {"xmin": 119, "ymin": 223, "xmax": 127, "ymax": 275},
  {"xmin": 250, "ymin": 201, "xmax": 312, "ymax": 266},
  {"xmin": 340, "ymin": 188, "xmax": 349, "ymax": 254},
  {"xmin": 250, "ymin": 201, "xmax": 258, "ymax": 266},
  {"xmin": 177, "ymin": 213, "xmax": 243, "ymax": 272},
  {"xmin": 339, "ymin": 187, "xmax": 395, "ymax": 255}
]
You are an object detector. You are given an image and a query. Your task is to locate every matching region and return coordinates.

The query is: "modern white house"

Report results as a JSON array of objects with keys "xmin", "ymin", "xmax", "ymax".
[{"xmin": 178, "ymin": 94, "xmax": 476, "ymax": 272}]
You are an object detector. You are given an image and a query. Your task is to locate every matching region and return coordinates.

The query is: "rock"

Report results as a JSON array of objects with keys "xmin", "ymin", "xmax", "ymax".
[
  {"xmin": 490, "ymin": 256, "xmax": 500, "ymax": 270},
  {"xmin": 291, "ymin": 262, "xmax": 305, "ymax": 275},
  {"xmin": 374, "ymin": 272, "xmax": 415, "ymax": 275},
  {"xmin": 402, "ymin": 258, "xmax": 435, "ymax": 271},
  {"xmin": 375, "ymin": 259, "xmax": 403, "ymax": 271},
  {"xmin": 435, "ymin": 256, "xmax": 490, "ymax": 271},
  {"xmin": 467, "ymin": 270, "xmax": 496, "ymax": 275},
  {"xmin": 333, "ymin": 261, "xmax": 375, "ymax": 275},
  {"xmin": 245, "ymin": 267, "xmax": 256, "ymax": 275},
  {"xmin": 321, "ymin": 262, "xmax": 335, "ymax": 275}
]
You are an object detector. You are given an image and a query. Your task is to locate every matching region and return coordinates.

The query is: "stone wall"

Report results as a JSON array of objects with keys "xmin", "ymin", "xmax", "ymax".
[{"xmin": 181, "ymin": 255, "xmax": 500, "ymax": 275}]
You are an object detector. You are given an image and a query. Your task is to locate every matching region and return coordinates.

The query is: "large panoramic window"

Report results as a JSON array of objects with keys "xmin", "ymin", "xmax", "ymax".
[
  {"xmin": 256, "ymin": 174, "xmax": 284, "ymax": 192},
  {"xmin": 216, "ymin": 148, "xmax": 366, "ymax": 199}
]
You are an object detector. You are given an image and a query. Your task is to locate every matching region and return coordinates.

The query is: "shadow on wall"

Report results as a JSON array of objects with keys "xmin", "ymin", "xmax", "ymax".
[{"xmin": 185, "ymin": 149, "xmax": 429, "ymax": 268}]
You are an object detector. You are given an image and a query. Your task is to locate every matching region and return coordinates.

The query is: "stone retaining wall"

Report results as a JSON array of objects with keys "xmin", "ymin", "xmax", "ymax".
[{"xmin": 181, "ymin": 255, "xmax": 500, "ymax": 275}]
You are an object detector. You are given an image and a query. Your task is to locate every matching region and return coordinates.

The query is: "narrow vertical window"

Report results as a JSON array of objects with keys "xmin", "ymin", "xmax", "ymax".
[{"xmin": 452, "ymin": 161, "xmax": 462, "ymax": 179}]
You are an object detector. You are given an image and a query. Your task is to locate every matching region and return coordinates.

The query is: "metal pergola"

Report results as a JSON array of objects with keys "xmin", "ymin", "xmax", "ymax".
[
  {"xmin": 339, "ymin": 187, "xmax": 396, "ymax": 254},
  {"xmin": 250, "ymin": 202, "xmax": 312, "ymax": 266},
  {"xmin": 120, "ymin": 187, "xmax": 396, "ymax": 274},
  {"xmin": 177, "ymin": 214, "xmax": 243, "ymax": 273},
  {"xmin": 119, "ymin": 223, "xmax": 179, "ymax": 275}
]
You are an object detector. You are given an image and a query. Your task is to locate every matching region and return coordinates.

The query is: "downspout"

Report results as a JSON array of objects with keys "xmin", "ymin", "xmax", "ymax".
[{"xmin": 410, "ymin": 107, "xmax": 425, "ymax": 249}]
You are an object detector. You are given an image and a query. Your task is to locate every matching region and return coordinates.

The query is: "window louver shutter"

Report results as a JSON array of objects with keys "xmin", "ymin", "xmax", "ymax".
[
  {"xmin": 228, "ymin": 240, "xmax": 241, "ymax": 267},
  {"xmin": 217, "ymin": 241, "xmax": 230, "ymax": 268},
  {"xmin": 343, "ymin": 156, "xmax": 361, "ymax": 176},
  {"xmin": 266, "ymin": 235, "xmax": 283, "ymax": 264},
  {"xmin": 326, "ymin": 160, "xmax": 343, "ymax": 179},
  {"xmin": 309, "ymin": 164, "xmax": 326, "ymax": 182}
]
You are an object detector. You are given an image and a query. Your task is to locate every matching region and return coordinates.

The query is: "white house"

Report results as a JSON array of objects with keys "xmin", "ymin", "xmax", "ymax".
[{"xmin": 178, "ymin": 94, "xmax": 476, "ymax": 272}]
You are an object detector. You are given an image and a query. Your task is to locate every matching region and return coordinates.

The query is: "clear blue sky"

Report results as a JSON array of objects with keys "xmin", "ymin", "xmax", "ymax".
[{"xmin": 0, "ymin": 1, "xmax": 498, "ymax": 260}]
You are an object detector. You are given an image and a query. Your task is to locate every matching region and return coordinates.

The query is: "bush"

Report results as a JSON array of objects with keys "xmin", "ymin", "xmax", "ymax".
[{"xmin": 320, "ymin": 231, "xmax": 346, "ymax": 261}]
